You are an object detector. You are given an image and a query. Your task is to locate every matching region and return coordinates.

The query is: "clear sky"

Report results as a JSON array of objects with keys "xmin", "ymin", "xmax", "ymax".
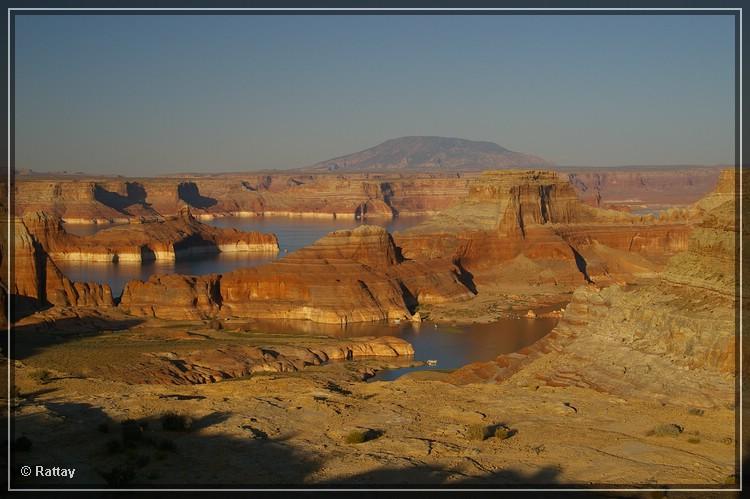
[{"xmin": 15, "ymin": 14, "xmax": 735, "ymax": 175}]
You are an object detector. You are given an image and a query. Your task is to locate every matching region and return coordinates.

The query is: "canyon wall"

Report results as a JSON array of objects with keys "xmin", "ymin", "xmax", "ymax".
[
  {"xmin": 565, "ymin": 166, "xmax": 724, "ymax": 209},
  {"xmin": 10, "ymin": 217, "xmax": 114, "ymax": 319},
  {"xmin": 14, "ymin": 166, "xmax": 724, "ymax": 225},
  {"xmin": 22, "ymin": 207, "xmax": 278, "ymax": 263},
  {"xmin": 395, "ymin": 170, "xmax": 696, "ymax": 287},
  {"xmin": 119, "ymin": 225, "xmax": 475, "ymax": 324},
  {"xmin": 447, "ymin": 170, "xmax": 737, "ymax": 406},
  {"xmin": 14, "ymin": 173, "xmax": 473, "ymax": 223}
]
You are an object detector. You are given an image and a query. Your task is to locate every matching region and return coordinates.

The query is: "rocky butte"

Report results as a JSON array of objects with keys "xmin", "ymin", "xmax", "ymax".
[
  {"xmin": 13, "ymin": 137, "xmax": 725, "ymax": 224},
  {"xmin": 119, "ymin": 225, "xmax": 474, "ymax": 323},
  {"xmin": 21, "ymin": 206, "xmax": 278, "ymax": 263},
  {"xmin": 445, "ymin": 168, "xmax": 737, "ymax": 397},
  {"xmin": 395, "ymin": 170, "xmax": 696, "ymax": 292}
]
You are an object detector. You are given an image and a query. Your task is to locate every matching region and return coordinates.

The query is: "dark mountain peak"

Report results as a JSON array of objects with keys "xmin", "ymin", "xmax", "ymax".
[{"xmin": 306, "ymin": 136, "xmax": 551, "ymax": 172}]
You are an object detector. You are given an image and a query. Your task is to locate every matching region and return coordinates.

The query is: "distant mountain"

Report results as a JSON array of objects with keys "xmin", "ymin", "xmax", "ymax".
[{"xmin": 305, "ymin": 136, "xmax": 552, "ymax": 172}]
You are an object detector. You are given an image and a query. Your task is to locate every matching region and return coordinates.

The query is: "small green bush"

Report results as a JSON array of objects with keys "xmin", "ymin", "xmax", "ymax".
[
  {"xmin": 467, "ymin": 424, "xmax": 490, "ymax": 441},
  {"xmin": 161, "ymin": 412, "xmax": 193, "ymax": 432},
  {"xmin": 345, "ymin": 429, "xmax": 379, "ymax": 444},
  {"xmin": 494, "ymin": 426, "xmax": 513, "ymax": 440}
]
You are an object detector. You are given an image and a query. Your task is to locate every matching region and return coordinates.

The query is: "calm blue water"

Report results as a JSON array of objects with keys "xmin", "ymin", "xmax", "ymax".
[
  {"xmin": 58, "ymin": 216, "xmax": 428, "ymax": 296},
  {"xmin": 235, "ymin": 316, "xmax": 558, "ymax": 381},
  {"xmin": 59, "ymin": 216, "xmax": 557, "ymax": 379}
]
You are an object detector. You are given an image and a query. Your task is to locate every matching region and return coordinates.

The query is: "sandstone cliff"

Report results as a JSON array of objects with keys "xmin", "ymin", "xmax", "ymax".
[
  {"xmin": 15, "ymin": 166, "xmax": 724, "ymax": 224},
  {"xmin": 10, "ymin": 217, "xmax": 114, "ymax": 319},
  {"xmin": 396, "ymin": 170, "xmax": 694, "ymax": 287},
  {"xmin": 447, "ymin": 171, "xmax": 737, "ymax": 407},
  {"xmin": 22, "ymin": 207, "xmax": 278, "ymax": 263},
  {"xmin": 119, "ymin": 225, "xmax": 474, "ymax": 324}
]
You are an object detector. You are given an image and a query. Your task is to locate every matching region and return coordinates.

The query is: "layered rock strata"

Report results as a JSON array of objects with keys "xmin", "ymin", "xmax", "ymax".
[
  {"xmin": 10, "ymin": 217, "xmax": 114, "ymax": 318},
  {"xmin": 14, "ymin": 173, "xmax": 474, "ymax": 223},
  {"xmin": 101, "ymin": 336, "xmax": 414, "ymax": 384},
  {"xmin": 14, "ymin": 166, "xmax": 724, "ymax": 224},
  {"xmin": 395, "ymin": 170, "xmax": 696, "ymax": 286},
  {"xmin": 119, "ymin": 225, "xmax": 474, "ymax": 324},
  {"xmin": 446, "ymin": 170, "xmax": 737, "ymax": 407},
  {"xmin": 22, "ymin": 207, "xmax": 278, "ymax": 263}
]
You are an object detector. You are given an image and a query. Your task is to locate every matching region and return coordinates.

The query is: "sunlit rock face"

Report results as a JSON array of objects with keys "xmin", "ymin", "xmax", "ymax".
[
  {"xmin": 395, "ymin": 170, "xmax": 696, "ymax": 287},
  {"xmin": 10, "ymin": 217, "xmax": 114, "ymax": 318},
  {"xmin": 119, "ymin": 225, "xmax": 474, "ymax": 324},
  {"xmin": 447, "ymin": 170, "xmax": 738, "ymax": 394},
  {"xmin": 21, "ymin": 207, "xmax": 278, "ymax": 263}
]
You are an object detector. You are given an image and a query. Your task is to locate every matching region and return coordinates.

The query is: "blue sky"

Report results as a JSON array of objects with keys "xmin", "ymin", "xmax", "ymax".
[{"xmin": 15, "ymin": 14, "xmax": 735, "ymax": 174}]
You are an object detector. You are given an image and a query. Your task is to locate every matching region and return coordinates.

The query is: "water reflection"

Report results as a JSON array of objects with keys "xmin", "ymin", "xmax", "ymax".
[
  {"xmin": 235, "ymin": 316, "xmax": 557, "ymax": 381},
  {"xmin": 58, "ymin": 216, "xmax": 430, "ymax": 296}
]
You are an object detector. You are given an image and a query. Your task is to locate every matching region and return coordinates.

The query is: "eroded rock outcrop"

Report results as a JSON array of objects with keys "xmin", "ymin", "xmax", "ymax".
[
  {"xmin": 120, "ymin": 225, "xmax": 474, "ymax": 324},
  {"xmin": 396, "ymin": 170, "xmax": 695, "ymax": 287},
  {"xmin": 22, "ymin": 207, "xmax": 278, "ymax": 262},
  {"xmin": 100, "ymin": 336, "xmax": 414, "ymax": 384},
  {"xmin": 10, "ymin": 217, "xmax": 114, "ymax": 318},
  {"xmin": 447, "ymin": 171, "xmax": 737, "ymax": 407}
]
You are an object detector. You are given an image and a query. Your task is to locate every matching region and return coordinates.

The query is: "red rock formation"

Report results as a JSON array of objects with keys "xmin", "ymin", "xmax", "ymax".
[
  {"xmin": 565, "ymin": 166, "xmax": 725, "ymax": 208},
  {"xmin": 119, "ymin": 274, "xmax": 221, "ymax": 320},
  {"xmin": 14, "ymin": 165, "xmax": 724, "ymax": 224},
  {"xmin": 10, "ymin": 217, "xmax": 113, "ymax": 318},
  {"xmin": 447, "ymin": 172, "xmax": 738, "ymax": 392},
  {"xmin": 14, "ymin": 173, "xmax": 474, "ymax": 223},
  {"xmin": 120, "ymin": 225, "xmax": 474, "ymax": 324},
  {"xmin": 396, "ymin": 170, "xmax": 695, "ymax": 286},
  {"xmin": 22, "ymin": 207, "xmax": 278, "ymax": 262}
]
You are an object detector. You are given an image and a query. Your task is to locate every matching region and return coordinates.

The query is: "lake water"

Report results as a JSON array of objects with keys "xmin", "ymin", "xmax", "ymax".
[
  {"xmin": 58, "ymin": 216, "xmax": 429, "ymax": 296},
  {"xmin": 235, "ymin": 316, "xmax": 558, "ymax": 381},
  {"xmin": 59, "ymin": 216, "xmax": 557, "ymax": 381}
]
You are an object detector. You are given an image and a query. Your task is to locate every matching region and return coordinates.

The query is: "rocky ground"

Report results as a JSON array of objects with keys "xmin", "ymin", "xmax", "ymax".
[
  {"xmin": 3, "ymin": 167, "xmax": 741, "ymax": 490},
  {"xmin": 6, "ymin": 352, "xmax": 737, "ymax": 488}
]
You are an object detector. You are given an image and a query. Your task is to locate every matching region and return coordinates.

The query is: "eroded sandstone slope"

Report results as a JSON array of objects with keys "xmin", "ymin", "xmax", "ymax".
[
  {"xmin": 22, "ymin": 206, "xmax": 278, "ymax": 262},
  {"xmin": 119, "ymin": 225, "xmax": 474, "ymax": 324},
  {"xmin": 446, "ymin": 169, "xmax": 738, "ymax": 403}
]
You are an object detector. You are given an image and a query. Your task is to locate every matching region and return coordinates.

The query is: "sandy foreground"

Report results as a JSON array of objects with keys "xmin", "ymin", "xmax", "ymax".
[{"xmin": 4, "ymin": 316, "xmax": 739, "ymax": 490}]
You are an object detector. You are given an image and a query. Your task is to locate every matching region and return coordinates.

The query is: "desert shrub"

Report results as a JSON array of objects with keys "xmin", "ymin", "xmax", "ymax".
[
  {"xmin": 687, "ymin": 407, "xmax": 705, "ymax": 416},
  {"xmin": 161, "ymin": 412, "xmax": 193, "ymax": 432},
  {"xmin": 494, "ymin": 426, "xmax": 514, "ymax": 440},
  {"xmin": 467, "ymin": 424, "xmax": 490, "ymax": 441},
  {"xmin": 345, "ymin": 429, "xmax": 379, "ymax": 444},
  {"xmin": 208, "ymin": 319, "xmax": 223, "ymax": 330},
  {"xmin": 13, "ymin": 436, "xmax": 32, "ymax": 452},
  {"xmin": 106, "ymin": 439, "xmax": 123, "ymax": 454},
  {"xmin": 121, "ymin": 419, "xmax": 144, "ymax": 443},
  {"xmin": 649, "ymin": 423, "xmax": 684, "ymax": 437},
  {"xmin": 100, "ymin": 465, "xmax": 136, "ymax": 487},
  {"xmin": 687, "ymin": 437, "xmax": 701, "ymax": 444},
  {"xmin": 29, "ymin": 369, "xmax": 51, "ymax": 384}
]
